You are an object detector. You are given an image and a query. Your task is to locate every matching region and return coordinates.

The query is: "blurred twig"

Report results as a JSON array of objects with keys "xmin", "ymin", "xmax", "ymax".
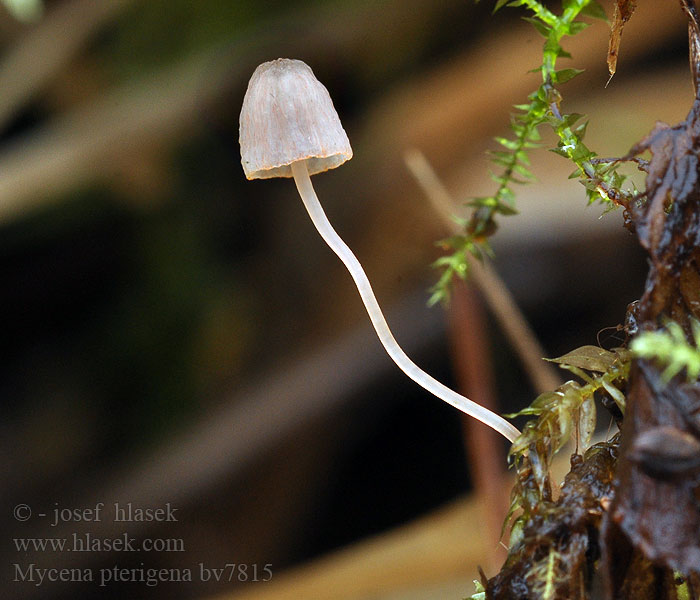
[
  {"xmin": 404, "ymin": 148, "xmax": 562, "ymax": 394},
  {"xmin": 447, "ymin": 280, "xmax": 509, "ymax": 572},
  {"xmin": 0, "ymin": 0, "xmax": 134, "ymax": 129},
  {"xmin": 0, "ymin": 44, "xmax": 238, "ymax": 220}
]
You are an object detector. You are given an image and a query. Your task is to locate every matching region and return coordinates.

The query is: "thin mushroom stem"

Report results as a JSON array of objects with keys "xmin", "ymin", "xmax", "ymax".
[{"xmin": 291, "ymin": 160, "xmax": 521, "ymax": 443}]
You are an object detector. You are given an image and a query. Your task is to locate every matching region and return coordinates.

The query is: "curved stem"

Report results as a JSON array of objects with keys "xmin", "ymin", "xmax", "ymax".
[{"xmin": 291, "ymin": 160, "xmax": 521, "ymax": 443}]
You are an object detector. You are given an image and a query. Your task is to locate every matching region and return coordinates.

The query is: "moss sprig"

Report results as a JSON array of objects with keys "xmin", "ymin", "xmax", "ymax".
[
  {"xmin": 505, "ymin": 345, "xmax": 630, "ymax": 523},
  {"xmin": 430, "ymin": 0, "xmax": 637, "ymax": 305}
]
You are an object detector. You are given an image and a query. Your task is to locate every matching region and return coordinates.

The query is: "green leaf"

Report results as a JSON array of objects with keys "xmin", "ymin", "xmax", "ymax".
[
  {"xmin": 432, "ymin": 255, "xmax": 456, "ymax": 268},
  {"xmin": 554, "ymin": 68, "xmax": 585, "ymax": 83},
  {"xmin": 496, "ymin": 202, "xmax": 519, "ymax": 215},
  {"xmin": 488, "ymin": 150, "xmax": 514, "ymax": 167},
  {"xmin": 567, "ymin": 20, "xmax": 589, "ymax": 35},
  {"xmin": 547, "ymin": 345, "xmax": 618, "ymax": 373},
  {"xmin": 494, "ymin": 136, "xmax": 520, "ymax": 151},
  {"xmin": 527, "ymin": 126, "xmax": 542, "ymax": 142},
  {"xmin": 557, "ymin": 45, "xmax": 573, "ymax": 59},
  {"xmin": 569, "ymin": 142, "xmax": 594, "ymax": 163},
  {"xmin": 466, "ymin": 196, "xmax": 498, "ymax": 209},
  {"xmin": 562, "ymin": 112, "xmax": 585, "ymax": 127},
  {"xmin": 489, "ymin": 172, "xmax": 507, "ymax": 185},
  {"xmin": 580, "ymin": 0, "xmax": 608, "ymax": 21},
  {"xmin": 560, "ymin": 364, "xmax": 597, "ymax": 385},
  {"xmin": 522, "ymin": 16, "xmax": 552, "ymax": 38},
  {"xmin": 428, "ymin": 288, "xmax": 446, "ymax": 307},
  {"xmin": 489, "ymin": 150, "xmax": 512, "ymax": 160},
  {"xmin": 516, "ymin": 150, "xmax": 531, "ymax": 165},
  {"xmin": 550, "ymin": 147, "xmax": 569, "ymax": 158},
  {"xmin": 574, "ymin": 120, "xmax": 589, "ymax": 139},
  {"xmin": 513, "ymin": 163, "xmax": 535, "ymax": 180}
]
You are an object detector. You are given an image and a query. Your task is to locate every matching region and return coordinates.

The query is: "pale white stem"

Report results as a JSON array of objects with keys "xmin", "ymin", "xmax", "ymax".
[{"xmin": 291, "ymin": 160, "xmax": 521, "ymax": 443}]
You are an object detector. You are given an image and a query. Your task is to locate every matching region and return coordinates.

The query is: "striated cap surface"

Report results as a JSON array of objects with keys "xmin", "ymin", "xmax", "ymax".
[{"xmin": 239, "ymin": 58, "xmax": 353, "ymax": 179}]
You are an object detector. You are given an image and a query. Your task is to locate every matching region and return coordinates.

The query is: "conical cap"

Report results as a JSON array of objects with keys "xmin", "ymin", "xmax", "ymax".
[{"xmin": 239, "ymin": 59, "xmax": 353, "ymax": 179}]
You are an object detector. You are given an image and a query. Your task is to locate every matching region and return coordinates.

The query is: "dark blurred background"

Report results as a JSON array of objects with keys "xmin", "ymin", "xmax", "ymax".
[{"xmin": 0, "ymin": 1, "xmax": 694, "ymax": 599}]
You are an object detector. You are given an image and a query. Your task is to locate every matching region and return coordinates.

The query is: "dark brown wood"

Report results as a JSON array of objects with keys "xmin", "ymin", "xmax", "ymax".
[
  {"xmin": 602, "ymin": 362, "xmax": 700, "ymax": 598},
  {"xmin": 601, "ymin": 4, "xmax": 700, "ymax": 591}
]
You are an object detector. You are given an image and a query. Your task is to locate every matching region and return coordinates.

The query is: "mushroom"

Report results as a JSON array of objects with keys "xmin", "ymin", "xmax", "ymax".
[{"xmin": 239, "ymin": 58, "xmax": 520, "ymax": 443}]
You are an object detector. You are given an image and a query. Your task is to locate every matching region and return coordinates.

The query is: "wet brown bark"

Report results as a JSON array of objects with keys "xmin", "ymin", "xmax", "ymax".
[
  {"xmin": 485, "ymin": 2, "xmax": 700, "ymax": 598},
  {"xmin": 601, "ymin": 2, "xmax": 700, "ymax": 593},
  {"xmin": 601, "ymin": 361, "xmax": 700, "ymax": 599},
  {"xmin": 487, "ymin": 444, "xmax": 618, "ymax": 600}
]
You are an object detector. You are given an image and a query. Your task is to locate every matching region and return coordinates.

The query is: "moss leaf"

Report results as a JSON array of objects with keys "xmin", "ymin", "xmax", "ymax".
[{"xmin": 547, "ymin": 345, "xmax": 618, "ymax": 372}]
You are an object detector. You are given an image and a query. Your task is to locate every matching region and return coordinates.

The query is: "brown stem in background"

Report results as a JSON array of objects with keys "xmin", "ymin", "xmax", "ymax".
[
  {"xmin": 404, "ymin": 148, "xmax": 562, "ymax": 394},
  {"xmin": 404, "ymin": 148, "xmax": 561, "ymax": 571},
  {"xmin": 447, "ymin": 280, "xmax": 508, "ymax": 572}
]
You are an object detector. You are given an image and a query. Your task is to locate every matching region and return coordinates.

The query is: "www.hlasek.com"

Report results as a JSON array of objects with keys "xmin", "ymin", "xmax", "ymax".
[
  {"xmin": 14, "ymin": 532, "xmax": 184, "ymax": 553},
  {"xmin": 14, "ymin": 563, "xmax": 273, "ymax": 587}
]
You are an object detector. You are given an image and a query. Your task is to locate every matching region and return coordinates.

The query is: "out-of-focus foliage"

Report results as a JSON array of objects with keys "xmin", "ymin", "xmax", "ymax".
[
  {"xmin": 0, "ymin": 0, "xmax": 43, "ymax": 22},
  {"xmin": 632, "ymin": 319, "xmax": 700, "ymax": 382}
]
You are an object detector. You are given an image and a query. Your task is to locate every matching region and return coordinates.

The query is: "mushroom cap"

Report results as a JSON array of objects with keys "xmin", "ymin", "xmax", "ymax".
[{"xmin": 239, "ymin": 58, "xmax": 353, "ymax": 179}]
